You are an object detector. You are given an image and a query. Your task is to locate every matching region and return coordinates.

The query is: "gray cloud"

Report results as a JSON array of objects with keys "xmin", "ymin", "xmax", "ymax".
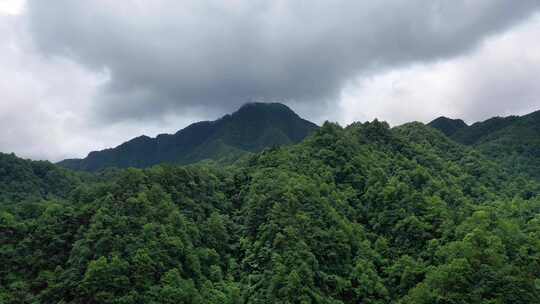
[
  {"xmin": 26, "ymin": 0, "xmax": 540, "ymax": 123},
  {"xmin": 338, "ymin": 14, "xmax": 540, "ymax": 126},
  {"xmin": 0, "ymin": 12, "xmax": 205, "ymax": 161},
  {"xmin": 2, "ymin": 1, "xmax": 540, "ymax": 161}
]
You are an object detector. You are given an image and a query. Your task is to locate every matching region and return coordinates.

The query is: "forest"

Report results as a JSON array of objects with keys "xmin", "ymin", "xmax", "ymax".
[{"xmin": 1, "ymin": 119, "xmax": 540, "ymax": 303}]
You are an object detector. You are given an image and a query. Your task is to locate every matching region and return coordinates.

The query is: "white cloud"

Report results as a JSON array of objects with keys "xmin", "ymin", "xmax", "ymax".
[
  {"xmin": 0, "ymin": 0, "xmax": 24, "ymax": 15},
  {"xmin": 338, "ymin": 13, "xmax": 540, "ymax": 126}
]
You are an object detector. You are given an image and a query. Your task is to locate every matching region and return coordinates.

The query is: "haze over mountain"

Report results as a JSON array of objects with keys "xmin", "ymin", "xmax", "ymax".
[{"xmin": 58, "ymin": 103, "xmax": 318, "ymax": 171}]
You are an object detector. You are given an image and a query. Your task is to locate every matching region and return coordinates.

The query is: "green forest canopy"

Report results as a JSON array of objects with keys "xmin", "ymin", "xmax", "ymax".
[{"xmin": 1, "ymin": 120, "xmax": 540, "ymax": 303}]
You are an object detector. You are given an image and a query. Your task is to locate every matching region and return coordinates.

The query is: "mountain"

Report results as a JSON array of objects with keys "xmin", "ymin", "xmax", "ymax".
[
  {"xmin": 429, "ymin": 110, "xmax": 540, "ymax": 179},
  {"xmin": 427, "ymin": 116, "xmax": 467, "ymax": 137},
  {"xmin": 3, "ymin": 120, "xmax": 539, "ymax": 303},
  {"xmin": 450, "ymin": 115, "xmax": 519, "ymax": 145},
  {"xmin": 58, "ymin": 102, "xmax": 319, "ymax": 171}
]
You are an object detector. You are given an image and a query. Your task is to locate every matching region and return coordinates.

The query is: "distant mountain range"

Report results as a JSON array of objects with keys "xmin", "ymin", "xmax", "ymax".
[
  {"xmin": 429, "ymin": 110, "xmax": 540, "ymax": 179},
  {"xmin": 56, "ymin": 101, "xmax": 540, "ymax": 181},
  {"xmin": 58, "ymin": 102, "xmax": 318, "ymax": 171}
]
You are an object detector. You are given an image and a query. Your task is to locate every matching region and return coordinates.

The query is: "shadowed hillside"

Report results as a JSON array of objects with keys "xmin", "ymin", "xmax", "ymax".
[
  {"xmin": 58, "ymin": 103, "xmax": 318, "ymax": 171},
  {"xmin": 427, "ymin": 116, "xmax": 467, "ymax": 137}
]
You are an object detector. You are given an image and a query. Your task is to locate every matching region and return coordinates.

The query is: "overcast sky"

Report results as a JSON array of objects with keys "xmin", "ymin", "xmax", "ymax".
[{"xmin": 1, "ymin": 0, "xmax": 540, "ymax": 161}]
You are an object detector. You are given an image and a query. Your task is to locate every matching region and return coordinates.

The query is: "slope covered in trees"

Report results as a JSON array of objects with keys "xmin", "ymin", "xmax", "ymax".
[
  {"xmin": 430, "ymin": 110, "xmax": 540, "ymax": 180},
  {"xmin": 0, "ymin": 152, "xmax": 80, "ymax": 204},
  {"xmin": 2, "ymin": 120, "xmax": 539, "ymax": 303},
  {"xmin": 58, "ymin": 103, "xmax": 318, "ymax": 171}
]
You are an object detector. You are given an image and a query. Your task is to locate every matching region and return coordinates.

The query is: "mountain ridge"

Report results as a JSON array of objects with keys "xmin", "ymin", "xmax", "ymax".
[
  {"xmin": 58, "ymin": 102, "xmax": 318, "ymax": 171},
  {"xmin": 428, "ymin": 109, "xmax": 540, "ymax": 180}
]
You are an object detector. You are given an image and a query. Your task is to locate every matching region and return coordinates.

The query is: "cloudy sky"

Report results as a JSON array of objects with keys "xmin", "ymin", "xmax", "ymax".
[{"xmin": 1, "ymin": 0, "xmax": 540, "ymax": 161}]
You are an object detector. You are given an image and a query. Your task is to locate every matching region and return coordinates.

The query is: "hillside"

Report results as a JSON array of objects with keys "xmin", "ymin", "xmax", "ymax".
[
  {"xmin": 429, "ymin": 110, "xmax": 540, "ymax": 179},
  {"xmin": 2, "ymin": 121, "xmax": 539, "ymax": 303},
  {"xmin": 0, "ymin": 153, "xmax": 79, "ymax": 204},
  {"xmin": 58, "ymin": 103, "xmax": 318, "ymax": 171}
]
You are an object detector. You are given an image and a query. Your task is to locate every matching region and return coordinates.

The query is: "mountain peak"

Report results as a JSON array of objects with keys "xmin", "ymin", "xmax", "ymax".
[
  {"xmin": 234, "ymin": 102, "xmax": 298, "ymax": 117},
  {"xmin": 238, "ymin": 101, "xmax": 292, "ymax": 109},
  {"xmin": 58, "ymin": 103, "xmax": 318, "ymax": 171},
  {"xmin": 428, "ymin": 116, "xmax": 468, "ymax": 137}
]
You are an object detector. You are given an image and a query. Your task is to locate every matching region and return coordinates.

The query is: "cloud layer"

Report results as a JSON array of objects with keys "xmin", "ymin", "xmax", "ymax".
[
  {"xmin": 0, "ymin": 12, "xmax": 203, "ymax": 160},
  {"xmin": 26, "ymin": 0, "xmax": 540, "ymax": 122}
]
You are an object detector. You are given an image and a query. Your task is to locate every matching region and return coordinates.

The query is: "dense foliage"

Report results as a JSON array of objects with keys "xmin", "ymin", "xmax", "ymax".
[
  {"xmin": 2, "ymin": 120, "xmax": 540, "ymax": 303},
  {"xmin": 58, "ymin": 103, "xmax": 318, "ymax": 171},
  {"xmin": 430, "ymin": 110, "xmax": 540, "ymax": 181},
  {"xmin": 0, "ymin": 153, "xmax": 79, "ymax": 204}
]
